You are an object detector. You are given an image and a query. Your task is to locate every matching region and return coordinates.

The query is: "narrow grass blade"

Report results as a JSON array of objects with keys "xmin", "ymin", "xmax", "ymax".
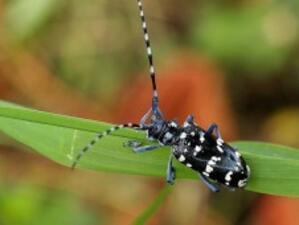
[
  {"xmin": 133, "ymin": 185, "xmax": 172, "ymax": 225},
  {"xmin": 1, "ymin": 101, "xmax": 299, "ymax": 197}
]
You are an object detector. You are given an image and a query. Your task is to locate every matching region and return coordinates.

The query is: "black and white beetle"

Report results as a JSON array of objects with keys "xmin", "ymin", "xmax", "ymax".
[{"xmin": 71, "ymin": 0, "xmax": 250, "ymax": 192}]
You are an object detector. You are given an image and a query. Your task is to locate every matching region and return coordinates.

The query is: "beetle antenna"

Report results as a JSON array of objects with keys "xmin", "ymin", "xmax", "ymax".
[
  {"xmin": 71, "ymin": 123, "xmax": 140, "ymax": 169},
  {"xmin": 137, "ymin": 0, "xmax": 158, "ymax": 99}
]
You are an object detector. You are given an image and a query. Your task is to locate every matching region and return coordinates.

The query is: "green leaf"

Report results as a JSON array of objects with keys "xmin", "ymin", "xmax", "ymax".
[{"xmin": 0, "ymin": 101, "xmax": 299, "ymax": 197}]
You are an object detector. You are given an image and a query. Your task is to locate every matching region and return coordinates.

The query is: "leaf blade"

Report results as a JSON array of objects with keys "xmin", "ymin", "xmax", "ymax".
[{"xmin": 1, "ymin": 101, "xmax": 299, "ymax": 197}]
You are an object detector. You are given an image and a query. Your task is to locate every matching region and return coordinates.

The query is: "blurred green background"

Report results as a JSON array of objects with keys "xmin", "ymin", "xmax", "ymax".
[{"xmin": 1, "ymin": 0, "xmax": 299, "ymax": 224}]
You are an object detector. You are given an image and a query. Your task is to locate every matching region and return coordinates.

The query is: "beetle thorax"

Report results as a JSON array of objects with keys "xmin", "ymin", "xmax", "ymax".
[{"xmin": 146, "ymin": 120, "xmax": 180, "ymax": 146}]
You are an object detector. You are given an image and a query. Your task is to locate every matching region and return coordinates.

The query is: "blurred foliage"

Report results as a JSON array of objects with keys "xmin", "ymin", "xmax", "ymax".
[
  {"xmin": 0, "ymin": 182, "xmax": 100, "ymax": 225},
  {"xmin": 4, "ymin": 0, "xmax": 299, "ymax": 112},
  {"xmin": 4, "ymin": 0, "xmax": 299, "ymax": 99},
  {"xmin": 4, "ymin": 0, "xmax": 63, "ymax": 42},
  {"xmin": 262, "ymin": 108, "xmax": 299, "ymax": 146},
  {"xmin": 3, "ymin": 0, "xmax": 176, "ymax": 102},
  {"xmin": 192, "ymin": 3, "xmax": 299, "ymax": 76}
]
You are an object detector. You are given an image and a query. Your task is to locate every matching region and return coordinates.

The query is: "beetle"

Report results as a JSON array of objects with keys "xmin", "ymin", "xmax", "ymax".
[{"xmin": 71, "ymin": 0, "xmax": 250, "ymax": 192}]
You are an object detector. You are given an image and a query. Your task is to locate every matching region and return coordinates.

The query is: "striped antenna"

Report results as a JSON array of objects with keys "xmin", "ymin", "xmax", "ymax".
[
  {"xmin": 137, "ymin": 0, "xmax": 158, "ymax": 98},
  {"xmin": 71, "ymin": 123, "xmax": 140, "ymax": 169}
]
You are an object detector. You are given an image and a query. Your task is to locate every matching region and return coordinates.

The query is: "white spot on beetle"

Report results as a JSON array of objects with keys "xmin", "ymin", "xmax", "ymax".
[
  {"xmin": 165, "ymin": 132, "xmax": 173, "ymax": 140},
  {"xmin": 216, "ymin": 157, "xmax": 222, "ymax": 161},
  {"xmin": 150, "ymin": 65, "xmax": 155, "ymax": 74},
  {"xmin": 145, "ymin": 33, "xmax": 149, "ymax": 41},
  {"xmin": 234, "ymin": 166, "xmax": 240, "ymax": 172},
  {"xmin": 217, "ymin": 146, "xmax": 224, "ymax": 153},
  {"xmin": 225, "ymin": 171, "xmax": 233, "ymax": 182},
  {"xmin": 147, "ymin": 47, "xmax": 152, "ymax": 55},
  {"xmin": 180, "ymin": 132, "xmax": 187, "ymax": 139},
  {"xmin": 217, "ymin": 138, "xmax": 224, "ymax": 146},
  {"xmin": 208, "ymin": 160, "xmax": 216, "ymax": 166},
  {"xmin": 186, "ymin": 163, "xmax": 192, "ymax": 168},
  {"xmin": 238, "ymin": 179, "xmax": 247, "ymax": 187},
  {"xmin": 195, "ymin": 145, "xmax": 202, "ymax": 152},
  {"xmin": 235, "ymin": 151, "xmax": 241, "ymax": 158},
  {"xmin": 178, "ymin": 155, "xmax": 186, "ymax": 162},
  {"xmin": 191, "ymin": 131, "xmax": 195, "ymax": 136},
  {"xmin": 170, "ymin": 122, "xmax": 177, "ymax": 127},
  {"xmin": 205, "ymin": 165, "xmax": 214, "ymax": 173},
  {"xmin": 203, "ymin": 172, "xmax": 209, "ymax": 177},
  {"xmin": 211, "ymin": 156, "xmax": 219, "ymax": 161},
  {"xmin": 200, "ymin": 132, "xmax": 205, "ymax": 143}
]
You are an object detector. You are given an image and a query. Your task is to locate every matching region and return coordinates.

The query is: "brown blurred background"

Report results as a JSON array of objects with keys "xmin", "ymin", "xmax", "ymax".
[{"xmin": 1, "ymin": 0, "xmax": 299, "ymax": 224}]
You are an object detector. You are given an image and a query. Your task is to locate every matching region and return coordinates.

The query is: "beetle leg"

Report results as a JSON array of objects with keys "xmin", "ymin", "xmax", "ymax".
[
  {"xmin": 199, "ymin": 173, "xmax": 220, "ymax": 192},
  {"xmin": 166, "ymin": 153, "xmax": 176, "ymax": 185},
  {"xmin": 206, "ymin": 123, "xmax": 222, "ymax": 139},
  {"xmin": 186, "ymin": 114, "xmax": 194, "ymax": 123},
  {"xmin": 152, "ymin": 96, "xmax": 163, "ymax": 120},
  {"xmin": 124, "ymin": 140, "xmax": 160, "ymax": 153},
  {"xmin": 139, "ymin": 96, "xmax": 163, "ymax": 128},
  {"xmin": 140, "ymin": 108, "xmax": 152, "ymax": 128}
]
